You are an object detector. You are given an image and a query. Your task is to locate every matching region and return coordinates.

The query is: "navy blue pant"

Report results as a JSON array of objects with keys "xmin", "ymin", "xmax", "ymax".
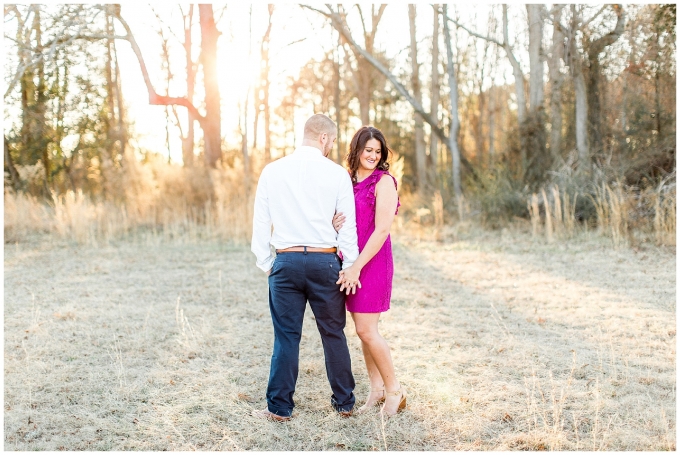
[{"xmin": 266, "ymin": 252, "xmax": 355, "ymax": 417}]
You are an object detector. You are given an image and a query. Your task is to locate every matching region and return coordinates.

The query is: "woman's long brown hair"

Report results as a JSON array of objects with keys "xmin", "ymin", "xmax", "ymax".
[{"xmin": 345, "ymin": 126, "xmax": 392, "ymax": 183}]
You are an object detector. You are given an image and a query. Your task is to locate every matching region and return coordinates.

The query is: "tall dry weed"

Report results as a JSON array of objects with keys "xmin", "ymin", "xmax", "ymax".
[
  {"xmin": 562, "ymin": 191, "xmax": 577, "ymax": 237},
  {"xmin": 551, "ymin": 185, "xmax": 563, "ymax": 238},
  {"xmin": 605, "ymin": 184, "xmax": 628, "ymax": 248},
  {"xmin": 528, "ymin": 193, "xmax": 541, "ymax": 237},
  {"xmin": 583, "ymin": 179, "xmax": 676, "ymax": 247},
  {"xmin": 652, "ymin": 187, "xmax": 676, "ymax": 246},
  {"xmin": 541, "ymin": 189, "xmax": 554, "ymax": 242},
  {"xmin": 5, "ymin": 155, "xmax": 258, "ymax": 245},
  {"xmin": 4, "ymin": 190, "xmax": 52, "ymax": 241}
]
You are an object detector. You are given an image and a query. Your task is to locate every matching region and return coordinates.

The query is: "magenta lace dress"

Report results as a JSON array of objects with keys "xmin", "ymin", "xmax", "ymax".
[{"xmin": 345, "ymin": 169, "xmax": 400, "ymax": 313}]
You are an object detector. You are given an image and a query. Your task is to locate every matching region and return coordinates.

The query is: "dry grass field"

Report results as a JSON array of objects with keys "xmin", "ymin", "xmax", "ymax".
[{"xmin": 4, "ymin": 228, "xmax": 676, "ymax": 450}]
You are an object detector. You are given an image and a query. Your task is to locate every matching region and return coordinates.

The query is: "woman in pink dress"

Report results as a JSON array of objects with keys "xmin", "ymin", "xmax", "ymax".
[{"xmin": 333, "ymin": 126, "xmax": 405, "ymax": 416}]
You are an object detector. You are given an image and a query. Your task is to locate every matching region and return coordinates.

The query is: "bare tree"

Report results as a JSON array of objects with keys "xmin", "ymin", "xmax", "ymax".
[
  {"xmin": 179, "ymin": 5, "xmax": 197, "ymax": 167},
  {"xmin": 197, "ymin": 5, "xmax": 222, "ymax": 167},
  {"xmin": 253, "ymin": 5, "xmax": 274, "ymax": 161},
  {"xmin": 524, "ymin": 4, "xmax": 549, "ymax": 182},
  {"xmin": 409, "ymin": 5, "xmax": 427, "ymax": 191},
  {"xmin": 333, "ymin": 27, "xmax": 344, "ymax": 164},
  {"xmin": 584, "ymin": 5, "xmax": 626, "ymax": 153},
  {"xmin": 4, "ymin": 138, "xmax": 21, "ymax": 190},
  {"xmin": 547, "ymin": 5, "xmax": 566, "ymax": 161},
  {"xmin": 429, "ymin": 5, "xmax": 440, "ymax": 179},
  {"xmin": 527, "ymin": 5, "xmax": 545, "ymax": 115},
  {"xmin": 241, "ymin": 5, "xmax": 254, "ymax": 183},
  {"xmin": 442, "ymin": 5, "xmax": 462, "ymax": 199},
  {"xmin": 567, "ymin": 6, "xmax": 590, "ymax": 170},
  {"xmin": 552, "ymin": 5, "xmax": 625, "ymax": 172}
]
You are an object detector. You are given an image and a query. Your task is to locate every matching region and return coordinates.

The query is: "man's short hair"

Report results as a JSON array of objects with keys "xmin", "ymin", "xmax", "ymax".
[{"xmin": 303, "ymin": 114, "xmax": 337, "ymax": 140}]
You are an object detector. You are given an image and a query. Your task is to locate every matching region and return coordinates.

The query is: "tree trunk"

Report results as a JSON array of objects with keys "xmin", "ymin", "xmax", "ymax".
[
  {"xmin": 488, "ymin": 85, "xmax": 496, "ymax": 166},
  {"xmin": 503, "ymin": 5, "xmax": 527, "ymax": 126},
  {"xmin": 5, "ymin": 139, "xmax": 21, "ymax": 190},
  {"xmin": 333, "ymin": 28, "xmax": 343, "ymax": 164},
  {"xmin": 241, "ymin": 94, "xmax": 250, "ymax": 184},
  {"xmin": 574, "ymin": 71, "xmax": 589, "ymax": 168},
  {"xmin": 409, "ymin": 5, "xmax": 427, "ymax": 191},
  {"xmin": 242, "ymin": 6, "xmax": 252, "ymax": 181},
  {"xmin": 31, "ymin": 6, "xmax": 49, "ymax": 189},
  {"xmin": 253, "ymin": 5, "xmax": 273, "ymax": 162},
  {"xmin": 429, "ymin": 5, "xmax": 440, "ymax": 179},
  {"xmin": 472, "ymin": 39, "xmax": 489, "ymax": 166},
  {"xmin": 263, "ymin": 6, "xmax": 273, "ymax": 161},
  {"xmin": 547, "ymin": 6, "xmax": 565, "ymax": 161},
  {"xmin": 160, "ymin": 33, "xmax": 172, "ymax": 164},
  {"xmin": 654, "ymin": 23, "xmax": 662, "ymax": 138},
  {"xmin": 198, "ymin": 5, "xmax": 222, "ymax": 168},
  {"xmin": 527, "ymin": 5, "xmax": 545, "ymax": 113},
  {"xmin": 569, "ymin": 6, "xmax": 589, "ymax": 171},
  {"xmin": 443, "ymin": 5, "xmax": 462, "ymax": 199},
  {"xmin": 584, "ymin": 5, "xmax": 625, "ymax": 154},
  {"xmin": 19, "ymin": 10, "xmax": 33, "ymax": 162},
  {"xmin": 113, "ymin": 31, "xmax": 126, "ymax": 161},
  {"xmin": 105, "ymin": 11, "xmax": 116, "ymax": 160},
  {"xmin": 182, "ymin": 5, "xmax": 196, "ymax": 167},
  {"xmin": 523, "ymin": 4, "xmax": 548, "ymax": 184}
]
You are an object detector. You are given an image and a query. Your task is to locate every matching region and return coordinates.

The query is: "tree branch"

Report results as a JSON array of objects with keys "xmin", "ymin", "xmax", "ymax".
[
  {"xmin": 581, "ymin": 5, "xmax": 607, "ymax": 30},
  {"xmin": 111, "ymin": 9, "xmax": 205, "ymax": 123},
  {"xmin": 587, "ymin": 4, "xmax": 625, "ymax": 58},
  {"xmin": 373, "ymin": 4, "xmax": 387, "ymax": 35},
  {"xmin": 445, "ymin": 13, "xmax": 504, "ymax": 47},
  {"xmin": 355, "ymin": 5, "xmax": 368, "ymax": 40}
]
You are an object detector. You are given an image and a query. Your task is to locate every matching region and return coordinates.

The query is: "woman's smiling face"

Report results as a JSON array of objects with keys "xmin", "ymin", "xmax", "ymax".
[{"xmin": 359, "ymin": 138, "xmax": 382, "ymax": 171}]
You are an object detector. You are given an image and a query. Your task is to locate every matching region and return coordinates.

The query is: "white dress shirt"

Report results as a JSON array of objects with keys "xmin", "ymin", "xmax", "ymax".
[{"xmin": 251, "ymin": 146, "xmax": 359, "ymax": 273}]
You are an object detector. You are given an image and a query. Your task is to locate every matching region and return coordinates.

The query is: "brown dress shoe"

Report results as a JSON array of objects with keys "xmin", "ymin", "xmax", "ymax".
[
  {"xmin": 251, "ymin": 408, "xmax": 292, "ymax": 422},
  {"xmin": 338, "ymin": 409, "xmax": 353, "ymax": 418}
]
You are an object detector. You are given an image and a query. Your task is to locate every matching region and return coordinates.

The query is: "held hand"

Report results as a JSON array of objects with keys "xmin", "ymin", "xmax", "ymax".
[
  {"xmin": 337, "ymin": 266, "xmax": 361, "ymax": 294},
  {"xmin": 337, "ymin": 274, "xmax": 361, "ymax": 295},
  {"xmin": 347, "ymin": 279, "xmax": 362, "ymax": 295},
  {"xmin": 266, "ymin": 268, "xmax": 271, "ymax": 277},
  {"xmin": 332, "ymin": 211, "xmax": 346, "ymax": 233}
]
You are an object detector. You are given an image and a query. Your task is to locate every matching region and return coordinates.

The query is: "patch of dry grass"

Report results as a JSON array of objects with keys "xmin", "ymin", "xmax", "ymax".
[
  {"xmin": 527, "ymin": 181, "xmax": 676, "ymax": 248},
  {"xmin": 4, "ymin": 153, "xmax": 256, "ymax": 246},
  {"xmin": 4, "ymin": 227, "xmax": 675, "ymax": 450}
]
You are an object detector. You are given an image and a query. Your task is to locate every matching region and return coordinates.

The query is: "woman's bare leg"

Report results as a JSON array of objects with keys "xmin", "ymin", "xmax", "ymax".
[{"xmin": 351, "ymin": 312, "xmax": 402, "ymax": 414}]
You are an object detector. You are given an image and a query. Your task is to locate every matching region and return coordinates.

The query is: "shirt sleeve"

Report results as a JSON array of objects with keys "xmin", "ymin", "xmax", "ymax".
[
  {"xmin": 251, "ymin": 166, "xmax": 275, "ymax": 273},
  {"xmin": 336, "ymin": 171, "xmax": 359, "ymax": 269}
]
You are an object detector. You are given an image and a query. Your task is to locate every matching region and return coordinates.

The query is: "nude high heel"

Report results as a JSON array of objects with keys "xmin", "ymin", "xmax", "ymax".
[
  {"xmin": 356, "ymin": 388, "xmax": 385, "ymax": 414},
  {"xmin": 381, "ymin": 386, "xmax": 407, "ymax": 417}
]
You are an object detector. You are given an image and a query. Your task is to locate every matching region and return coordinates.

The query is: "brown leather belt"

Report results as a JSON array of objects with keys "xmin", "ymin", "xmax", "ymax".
[{"xmin": 276, "ymin": 246, "xmax": 337, "ymax": 254}]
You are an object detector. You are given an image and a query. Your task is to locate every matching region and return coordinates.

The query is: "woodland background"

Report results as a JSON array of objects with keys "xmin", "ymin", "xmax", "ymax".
[{"xmin": 3, "ymin": 3, "xmax": 676, "ymax": 245}]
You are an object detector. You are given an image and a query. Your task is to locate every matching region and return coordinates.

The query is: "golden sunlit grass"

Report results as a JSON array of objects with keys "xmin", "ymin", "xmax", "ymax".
[
  {"xmin": 527, "ymin": 182, "xmax": 675, "ymax": 247},
  {"xmin": 6, "ymin": 154, "xmax": 674, "ymax": 250},
  {"xmin": 5, "ymin": 153, "xmax": 256, "ymax": 246},
  {"xmin": 4, "ymin": 224, "xmax": 675, "ymax": 450}
]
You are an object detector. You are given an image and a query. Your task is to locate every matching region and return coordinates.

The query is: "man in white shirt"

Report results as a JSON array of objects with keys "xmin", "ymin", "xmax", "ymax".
[{"xmin": 251, "ymin": 114, "xmax": 359, "ymax": 421}]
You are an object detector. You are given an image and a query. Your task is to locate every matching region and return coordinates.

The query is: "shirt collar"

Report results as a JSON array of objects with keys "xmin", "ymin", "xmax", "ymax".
[{"xmin": 294, "ymin": 145, "xmax": 324, "ymax": 157}]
